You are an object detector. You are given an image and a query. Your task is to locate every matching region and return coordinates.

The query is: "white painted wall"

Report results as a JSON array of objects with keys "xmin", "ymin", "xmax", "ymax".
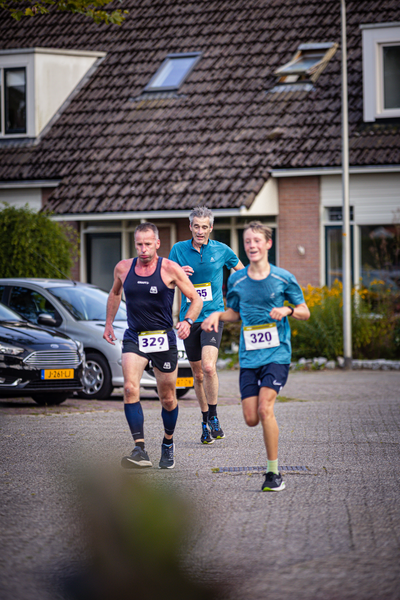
[
  {"xmin": 0, "ymin": 48, "xmax": 105, "ymax": 138},
  {"xmin": 321, "ymin": 173, "xmax": 400, "ymax": 224},
  {"xmin": 0, "ymin": 188, "xmax": 42, "ymax": 210},
  {"xmin": 34, "ymin": 50, "xmax": 102, "ymax": 135}
]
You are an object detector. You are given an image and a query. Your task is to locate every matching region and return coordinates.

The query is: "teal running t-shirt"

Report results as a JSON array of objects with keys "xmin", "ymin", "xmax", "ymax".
[
  {"xmin": 169, "ymin": 238, "xmax": 239, "ymax": 322},
  {"xmin": 226, "ymin": 264, "xmax": 305, "ymax": 368}
]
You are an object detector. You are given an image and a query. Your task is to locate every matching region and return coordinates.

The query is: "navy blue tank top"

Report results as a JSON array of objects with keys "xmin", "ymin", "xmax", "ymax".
[{"xmin": 123, "ymin": 257, "xmax": 175, "ymax": 346}]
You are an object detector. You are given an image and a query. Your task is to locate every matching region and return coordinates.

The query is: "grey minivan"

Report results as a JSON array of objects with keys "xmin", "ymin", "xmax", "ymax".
[{"xmin": 0, "ymin": 279, "xmax": 194, "ymax": 399}]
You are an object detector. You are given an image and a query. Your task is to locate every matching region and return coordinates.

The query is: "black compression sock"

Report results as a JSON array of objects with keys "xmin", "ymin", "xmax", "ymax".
[
  {"xmin": 202, "ymin": 411, "xmax": 209, "ymax": 423},
  {"xmin": 208, "ymin": 404, "xmax": 217, "ymax": 418},
  {"xmin": 163, "ymin": 437, "xmax": 173, "ymax": 446},
  {"xmin": 135, "ymin": 441, "xmax": 145, "ymax": 451}
]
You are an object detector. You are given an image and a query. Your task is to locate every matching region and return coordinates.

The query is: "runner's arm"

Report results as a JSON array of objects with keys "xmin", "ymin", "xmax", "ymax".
[
  {"xmin": 103, "ymin": 264, "xmax": 124, "ymax": 345},
  {"xmin": 169, "ymin": 262, "xmax": 203, "ymax": 339},
  {"xmin": 232, "ymin": 260, "xmax": 245, "ymax": 271},
  {"xmin": 201, "ymin": 308, "xmax": 240, "ymax": 332},
  {"xmin": 269, "ymin": 302, "xmax": 310, "ymax": 321}
]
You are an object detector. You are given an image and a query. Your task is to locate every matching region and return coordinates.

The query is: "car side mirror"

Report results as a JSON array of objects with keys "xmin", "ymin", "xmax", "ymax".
[{"xmin": 38, "ymin": 313, "xmax": 58, "ymax": 327}]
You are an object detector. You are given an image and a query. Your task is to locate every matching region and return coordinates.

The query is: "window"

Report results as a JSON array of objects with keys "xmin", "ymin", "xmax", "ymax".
[
  {"xmin": 274, "ymin": 43, "xmax": 337, "ymax": 85},
  {"xmin": 9, "ymin": 287, "xmax": 61, "ymax": 325},
  {"xmin": 361, "ymin": 23, "xmax": 400, "ymax": 121},
  {"xmin": 361, "ymin": 225, "xmax": 400, "ymax": 289},
  {"xmin": 381, "ymin": 45, "xmax": 400, "ymax": 111},
  {"xmin": 145, "ymin": 53, "xmax": 201, "ymax": 92},
  {"xmin": 325, "ymin": 226, "xmax": 354, "ymax": 287},
  {"xmin": 87, "ymin": 233, "xmax": 121, "ymax": 292},
  {"xmin": 1, "ymin": 67, "xmax": 26, "ymax": 134}
]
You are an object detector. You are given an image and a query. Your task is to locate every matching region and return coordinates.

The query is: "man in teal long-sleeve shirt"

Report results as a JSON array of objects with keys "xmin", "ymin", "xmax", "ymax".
[{"xmin": 169, "ymin": 206, "xmax": 244, "ymax": 444}]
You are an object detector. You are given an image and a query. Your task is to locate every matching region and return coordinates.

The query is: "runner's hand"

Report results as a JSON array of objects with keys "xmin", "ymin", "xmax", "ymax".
[
  {"xmin": 269, "ymin": 307, "xmax": 290, "ymax": 321},
  {"xmin": 103, "ymin": 324, "xmax": 116, "ymax": 345},
  {"xmin": 176, "ymin": 320, "xmax": 191, "ymax": 340},
  {"xmin": 181, "ymin": 265, "xmax": 194, "ymax": 277},
  {"xmin": 201, "ymin": 313, "xmax": 220, "ymax": 332}
]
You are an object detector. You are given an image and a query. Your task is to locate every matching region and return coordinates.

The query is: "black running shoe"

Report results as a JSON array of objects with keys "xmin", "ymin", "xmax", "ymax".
[
  {"xmin": 159, "ymin": 443, "xmax": 175, "ymax": 469},
  {"xmin": 201, "ymin": 422, "xmax": 215, "ymax": 444},
  {"xmin": 121, "ymin": 446, "xmax": 153, "ymax": 468},
  {"xmin": 261, "ymin": 471, "xmax": 286, "ymax": 492},
  {"xmin": 208, "ymin": 415, "xmax": 225, "ymax": 439}
]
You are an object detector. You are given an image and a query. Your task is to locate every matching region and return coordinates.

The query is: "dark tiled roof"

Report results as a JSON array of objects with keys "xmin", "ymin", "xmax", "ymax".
[{"xmin": 0, "ymin": 0, "xmax": 400, "ymax": 214}]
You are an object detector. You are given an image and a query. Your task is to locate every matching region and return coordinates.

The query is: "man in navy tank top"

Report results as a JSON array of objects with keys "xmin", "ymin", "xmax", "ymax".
[
  {"xmin": 202, "ymin": 222, "xmax": 310, "ymax": 491},
  {"xmin": 169, "ymin": 206, "xmax": 244, "ymax": 445},
  {"xmin": 104, "ymin": 222, "xmax": 202, "ymax": 469}
]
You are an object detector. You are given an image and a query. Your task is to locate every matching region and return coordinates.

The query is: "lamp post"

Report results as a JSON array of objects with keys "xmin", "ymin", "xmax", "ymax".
[{"xmin": 341, "ymin": 0, "xmax": 352, "ymax": 369}]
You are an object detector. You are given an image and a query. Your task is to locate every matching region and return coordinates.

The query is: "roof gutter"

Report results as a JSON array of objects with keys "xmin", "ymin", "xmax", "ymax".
[
  {"xmin": 271, "ymin": 165, "xmax": 400, "ymax": 177},
  {"xmin": 50, "ymin": 207, "xmax": 251, "ymax": 222}
]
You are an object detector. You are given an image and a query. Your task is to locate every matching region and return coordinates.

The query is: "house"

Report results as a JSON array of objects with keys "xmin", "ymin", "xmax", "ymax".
[{"xmin": 0, "ymin": 0, "xmax": 399, "ymax": 293}]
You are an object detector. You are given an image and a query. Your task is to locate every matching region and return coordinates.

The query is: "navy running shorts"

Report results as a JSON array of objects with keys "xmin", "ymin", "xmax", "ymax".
[
  {"xmin": 183, "ymin": 322, "xmax": 224, "ymax": 362},
  {"xmin": 122, "ymin": 340, "xmax": 178, "ymax": 373},
  {"xmin": 239, "ymin": 363, "xmax": 290, "ymax": 400}
]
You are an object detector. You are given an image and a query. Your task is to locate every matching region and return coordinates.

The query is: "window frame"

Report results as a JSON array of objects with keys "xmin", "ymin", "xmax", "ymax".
[
  {"xmin": 274, "ymin": 42, "xmax": 337, "ymax": 84},
  {"xmin": 4, "ymin": 66, "xmax": 27, "ymax": 135},
  {"xmin": 144, "ymin": 52, "xmax": 202, "ymax": 93},
  {"xmin": 361, "ymin": 23, "xmax": 400, "ymax": 121}
]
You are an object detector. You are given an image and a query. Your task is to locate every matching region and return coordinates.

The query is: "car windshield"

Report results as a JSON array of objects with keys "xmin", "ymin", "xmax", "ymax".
[
  {"xmin": 48, "ymin": 286, "xmax": 127, "ymax": 321},
  {"xmin": 0, "ymin": 302, "xmax": 23, "ymax": 322}
]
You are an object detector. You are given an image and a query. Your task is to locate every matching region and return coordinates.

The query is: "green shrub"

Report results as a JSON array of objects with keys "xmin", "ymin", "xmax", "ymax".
[
  {"xmin": 0, "ymin": 203, "xmax": 79, "ymax": 279},
  {"xmin": 220, "ymin": 280, "xmax": 400, "ymax": 360},
  {"xmin": 291, "ymin": 280, "xmax": 400, "ymax": 360}
]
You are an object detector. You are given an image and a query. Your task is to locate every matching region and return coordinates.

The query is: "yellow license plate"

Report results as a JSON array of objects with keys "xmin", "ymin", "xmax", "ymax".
[
  {"xmin": 41, "ymin": 369, "xmax": 74, "ymax": 380},
  {"xmin": 176, "ymin": 377, "xmax": 194, "ymax": 387}
]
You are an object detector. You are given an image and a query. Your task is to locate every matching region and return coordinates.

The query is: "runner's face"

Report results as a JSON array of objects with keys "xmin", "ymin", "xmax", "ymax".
[
  {"xmin": 243, "ymin": 229, "xmax": 272, "ymax": 263},
  {"xmin": 190, "ymin": 217, "xmax": 213, "ymax": 247},
  {"xmin": 135, "ymin": 230, "xmax": 160, "ymax": 264}
]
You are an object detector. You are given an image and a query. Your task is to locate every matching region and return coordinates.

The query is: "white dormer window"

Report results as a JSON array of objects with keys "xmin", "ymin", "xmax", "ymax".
[
  {"xmin": 0, "ymin": 48, "xmax": 105, "ymax": 139},
  {"xmin": 361, "ymin": 22, "xmax": 400, "ymax": 121}
]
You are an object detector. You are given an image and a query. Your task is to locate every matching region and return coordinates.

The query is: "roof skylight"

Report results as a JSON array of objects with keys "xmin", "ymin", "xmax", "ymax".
[
  {"xmin": 145, "ymin": 52, "xmax": 201, "ymax": 92},
  {"xmin": 274, "ymin": 43, "xmax": 338, "ymax": 84}
]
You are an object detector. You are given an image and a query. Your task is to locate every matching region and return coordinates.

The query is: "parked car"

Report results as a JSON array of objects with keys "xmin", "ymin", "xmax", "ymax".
[
  {"xmin": 0, "ymin": 302, "xmax": 84, "ymax": 405},
  {"xmin": 0, "ymin": 279, "xmax": 194, "ymax": 399}
]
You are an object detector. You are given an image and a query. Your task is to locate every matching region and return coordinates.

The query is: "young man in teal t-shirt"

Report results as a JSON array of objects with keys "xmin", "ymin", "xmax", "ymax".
[
  {"xmin": 202, "ymin": 221, "xmax": 310, "ymax": 491},
  {"xmin": 169, "ymin": 206, "xmax": 244, "ymax": 444}
]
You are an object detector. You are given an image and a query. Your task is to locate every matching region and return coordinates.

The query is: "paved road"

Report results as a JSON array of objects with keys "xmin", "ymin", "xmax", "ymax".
[{"xmin": 0, "ymin": 369, "xmax": 399, "ymax": 599}]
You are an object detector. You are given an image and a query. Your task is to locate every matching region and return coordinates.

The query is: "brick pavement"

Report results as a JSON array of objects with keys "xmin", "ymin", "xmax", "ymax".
[{"xmin": 0, "ymin": 369, "xmax": 399, "ymax": 600}]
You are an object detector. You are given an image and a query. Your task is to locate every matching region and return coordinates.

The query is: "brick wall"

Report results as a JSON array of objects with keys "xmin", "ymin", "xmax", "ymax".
[{"xmin": 277, "ymin": 176, "xmax": 320, "ymax": 287}]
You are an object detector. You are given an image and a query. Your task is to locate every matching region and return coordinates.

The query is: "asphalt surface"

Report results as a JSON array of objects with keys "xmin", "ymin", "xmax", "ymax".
[{"xmin": 0, "ymin": 369, "xmax": 399, "ymax": 600}]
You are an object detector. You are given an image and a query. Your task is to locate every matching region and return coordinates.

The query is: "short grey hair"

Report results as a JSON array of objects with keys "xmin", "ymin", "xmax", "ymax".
[
  {"xmin": 134, "ymin": 222, "xmax": 159, "ymax": 239},
  {"xmin": 189, "ymin": 206, "xmax": 214, "ymax": 227}
]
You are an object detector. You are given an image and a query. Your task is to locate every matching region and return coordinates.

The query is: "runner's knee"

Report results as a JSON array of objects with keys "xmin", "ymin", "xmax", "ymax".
[
  {"xmin": 258, "ymin": 402, "xmax": 275, "ymax": 422},
  {"xmin": 244, "ymin": 412, "xmax": 259, "ymax": 427},
  {"xmin": 160, "ymin": 395, "xmax": 176, "ymax": 411},
  {"xmin": 124, "ymin": 382, "xmax": 140, "ymax": 402},
  {"xmin": 202, "ymin": 361, "xmax": 216, "ymax": 377}
]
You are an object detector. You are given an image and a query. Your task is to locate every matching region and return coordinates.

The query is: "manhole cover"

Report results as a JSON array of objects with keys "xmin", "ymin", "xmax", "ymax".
[{"xmin": 211, "ymin": 465, "xmax": 310, "ymax": 474}]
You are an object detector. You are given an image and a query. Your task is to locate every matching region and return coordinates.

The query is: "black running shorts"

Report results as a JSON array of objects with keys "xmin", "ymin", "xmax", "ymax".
[
  {"xmin": 122, "ymin": 340, "xmax": 178, "ymax": 372},
  {"xmin": 183, "ymin": 322, "xmax": 224, "ymax": 363},
  {"xmin": 239, "ymin": 363, "xmax": 290, "ymax": 400}
]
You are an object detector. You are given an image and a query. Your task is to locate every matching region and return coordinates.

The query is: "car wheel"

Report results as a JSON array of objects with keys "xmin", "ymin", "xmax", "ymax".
[
  {"xmin": 176, "ymin": 387, "xmax": 191, "ymax": 399},
  {"xmin": 31, "ymin": 393, "xmax": 69, "ymax": 406},
  {"xmin": 78, "ymin": 352, "xmax": 113, "ymax": 400}
]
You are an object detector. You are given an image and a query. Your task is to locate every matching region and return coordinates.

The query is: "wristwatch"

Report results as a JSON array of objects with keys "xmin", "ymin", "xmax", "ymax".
[
  {"xmin": 287, "ymin": 306, "xmax": 294, "ymax": 317},
  {"xmin": 184, "ymin": 317, "xmax": 194, "ymax": 327}
]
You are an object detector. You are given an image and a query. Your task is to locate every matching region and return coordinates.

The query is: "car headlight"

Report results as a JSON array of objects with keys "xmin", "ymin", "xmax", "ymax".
[{"xmin": 0, "ymin": 342, "xmax": 24, "ymax": 356}]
